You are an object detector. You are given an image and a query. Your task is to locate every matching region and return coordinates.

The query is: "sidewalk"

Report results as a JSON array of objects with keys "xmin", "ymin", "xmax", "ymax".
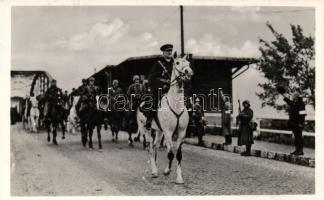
[{"xmin": 184, "ymin": 134, "xmax": 315, "ymax": 168}]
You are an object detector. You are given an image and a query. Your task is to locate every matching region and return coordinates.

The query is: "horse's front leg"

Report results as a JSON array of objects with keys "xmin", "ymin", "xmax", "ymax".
[
  {"xmin": 35, "ymin": 116, "xmax": 39, "ymax": 132},
  {"xmin": 27, "ymin": 117, "xmax": 31, "ymax": 132},
  {"xmin": 80, "ymin": 122, "xmax": 87, "ymax": 147},
  {"xmin": 175, "ymin": 139, "xmax": 184, "ymax": 184},
  {"xmin": 88, "ymin": 126, "xmax": 94, "ymax": 150},
  {"xmin": 61, "ymin": 121, "xmax": 66, "ymax": 139},
  {"xmin": 128, "ymin": 126, "xmax": 134, "ymax": 147},
  {"xmin": 149, "ymin": 130, "xmax": 163, "ymax": 178},
  {"xmin": 134, "ymin": 130, "xmax": 140, "ymax": 142},
  {"xmin": 115, "ymin": 124, "xmax": 120, "ymax": 142},
  {"xmin": 52, "ymin": 125, "xmax": 58, "ymax": 145},
  {"xmin": 47, "ymin": 122, "xmax": 51, "ymax": 142},
  {"xmin": 163, "ymin": 133, "xmax": 174, "ymax": 176},
  {"xmin": 96, "ymin": 124, "xmax": 103, "ymax": 151},
  {"xmin": 143, "ymin": 134, "xmax": 147, "ymax": 150}
]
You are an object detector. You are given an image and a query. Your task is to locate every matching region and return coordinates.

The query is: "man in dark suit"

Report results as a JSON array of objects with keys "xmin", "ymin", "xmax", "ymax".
[
  {"xmin": 278, "ymin": 89, "xmax": 306, "ymax": 156},
  {"xmin": 144, "ymin": 44, "xmax": 174, "ymax": 129}
]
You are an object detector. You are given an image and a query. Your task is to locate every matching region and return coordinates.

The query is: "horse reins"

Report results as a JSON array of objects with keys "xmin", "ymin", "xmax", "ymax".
[{"xmin": 157, "ymin": 60, "xmax": 187, "ymax": 87}]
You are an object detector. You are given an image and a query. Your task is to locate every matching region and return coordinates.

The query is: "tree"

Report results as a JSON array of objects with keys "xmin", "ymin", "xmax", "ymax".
[{"xmin": 256, "ymin": 22, "xmax": 315, "ymax": 111}]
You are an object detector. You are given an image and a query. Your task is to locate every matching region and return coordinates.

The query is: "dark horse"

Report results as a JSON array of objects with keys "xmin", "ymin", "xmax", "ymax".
[
  {"xmin": 77, "ymin": 98, "xmax": 105, "ymax": 151},
  {"xmin": 44, "ymin": 95, "xmax": 67, "ymax": 145}
]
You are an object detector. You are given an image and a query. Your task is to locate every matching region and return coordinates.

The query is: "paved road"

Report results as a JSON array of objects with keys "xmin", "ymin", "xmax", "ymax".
[{"xmin": 11, "ymin": 124, "xmax": 315, "ymax": 196}]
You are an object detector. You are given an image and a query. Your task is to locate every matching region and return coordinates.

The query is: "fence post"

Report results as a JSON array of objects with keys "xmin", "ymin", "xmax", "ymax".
[{"xmin": 254, "ymin": 117, "xmax": 261, "ymax": 138}]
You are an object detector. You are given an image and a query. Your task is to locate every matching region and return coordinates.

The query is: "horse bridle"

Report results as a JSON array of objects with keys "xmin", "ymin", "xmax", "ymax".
[{"xmin": 158, "ymin": 60, "xmax": 189, "ymax": 87}]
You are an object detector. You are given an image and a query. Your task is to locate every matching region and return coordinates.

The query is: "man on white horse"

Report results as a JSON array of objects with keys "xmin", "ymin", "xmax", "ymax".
[
  {"xmin": 138, "ymin": 44, "xmax": 193, "ymax": 184},
  {"xmin": 145, "ymin": 44, "xmax": 174, "ymax": 129}
]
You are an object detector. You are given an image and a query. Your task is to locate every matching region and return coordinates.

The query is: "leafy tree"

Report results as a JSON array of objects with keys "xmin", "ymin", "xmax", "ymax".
[{"xmin": 256, "ymin": 22, "xmax": 315, "ymax": 110}]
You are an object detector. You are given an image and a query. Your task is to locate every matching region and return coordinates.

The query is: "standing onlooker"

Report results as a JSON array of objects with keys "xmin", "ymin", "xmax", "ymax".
[
  {"xmin": 185, "ymin": 97, "xmax": 194, "ymax": 138},
  {"xmin": 69, "ymin": 88, "xmax": 76, "ymax": 107},
  {"xmin": 237, "ymin": 100, "xmax": 254, "ymax": 156},
  {"xmin": 23, "ymin": 94, "xmax": 32, "ymax": 130},
  {"xmin": 192, "ymin": 98, "xmax": 205, "ymax": 146},
  {"xmin": 278, "ymin": 89, "xmax": 306, "ymax": 156},
  {"xmin": 220, "ymin": 90, "xmax": 232, "ymax": 145}
]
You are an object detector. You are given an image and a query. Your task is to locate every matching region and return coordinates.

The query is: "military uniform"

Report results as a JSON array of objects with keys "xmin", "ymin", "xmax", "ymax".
[
  {"xmin": 284, "ymin": 97, "xmax": 306, "ymax": 154},
  {"xmin": 84, "ymin": 84, "xmax": 100, "ymax": 105},
  {"xmin": 192, "ymin": 102, "xmax": 205, "ymax": 145},
  {"xmin": 147, "ymin": 56, "xmax": 174, "ymax": 110},
  {"xmin": 44, "ymin": 85, "xmax": 63, "ymax": 118},
  {"xmin": 144, "ymin": 44, "xmax": 174, "ymax": 128},
  {"xmin": 221, "ymin": 96, "xmax": 232, "ymax": 145},
  {"xmin": 78, "ymin": 84, "xmax": 88, "ymax": 99},
  {"xmin": 237, "ymin": 107, "xmax": 254, "ymax": 146},
  {"xmin": 127, "ymin": 82, "xmax": 144, "ymax": 110},
  {"xmin": 110, "ymin": 86, "xmax": 123, "ymax": 99}
]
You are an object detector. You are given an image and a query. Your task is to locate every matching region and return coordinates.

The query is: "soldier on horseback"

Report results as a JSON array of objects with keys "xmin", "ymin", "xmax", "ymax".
[
  {"xmin": 127, "ymin": 75, "xmax": 145, "ymax": 111},
  {"xmin": 108, "ymin": 79, "xmax": 124, "ymax": 142},
  {"xmin": 145, "ymin": 44, "xmax": 174, "ymax": 129},
  {"xmin": 110, "ymin": 79, "xmax": 123, "ymax": 98},
  {"xmin": 76, "ymin": 78, "xmax": 88, "ymax": 115},
  {"xmin": 44, "ymin": 79, "xmax": 63, "ymax": 121},
  {"xmin": 84, "ymin": 77, "xmax": 100, "ymax": 107}
]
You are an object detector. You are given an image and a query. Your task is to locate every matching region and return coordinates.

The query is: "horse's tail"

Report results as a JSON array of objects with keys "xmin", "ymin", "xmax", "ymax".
[{"xmin": 136, "ymin": 104, "xmax": 151, "ymax": 139}]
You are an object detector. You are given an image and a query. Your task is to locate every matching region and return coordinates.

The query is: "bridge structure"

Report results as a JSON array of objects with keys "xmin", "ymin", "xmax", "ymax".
[{"xmin": 11, "ymin": 70, "xmax": 54, "ymax": 117}]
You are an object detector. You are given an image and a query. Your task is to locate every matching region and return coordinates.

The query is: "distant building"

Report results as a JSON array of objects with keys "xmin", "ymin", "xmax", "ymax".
[
  {"xmin": 11, "ymin": 70, "xmax": 53, "ymax": 116},
  {"xmin": 80, "ymin": 54, "xmax": 257, "ymax": 112}
]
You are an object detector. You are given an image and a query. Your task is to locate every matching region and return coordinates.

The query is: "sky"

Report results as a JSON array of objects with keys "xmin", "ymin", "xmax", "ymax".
[{"xmin": 11, "ymin": 6, "xmax": 315, "ymax": 117}]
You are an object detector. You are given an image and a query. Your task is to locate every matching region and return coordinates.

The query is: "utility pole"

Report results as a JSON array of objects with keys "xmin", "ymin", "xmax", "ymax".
[{"xmin": 180, "ymin": 5, "xmax": 184, "ymax": 56}]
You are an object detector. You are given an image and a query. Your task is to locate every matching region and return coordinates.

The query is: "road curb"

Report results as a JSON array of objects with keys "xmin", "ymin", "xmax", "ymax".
[{"xmin": 184, "ymin": 139, "xmax": 315, "ymax": 168}]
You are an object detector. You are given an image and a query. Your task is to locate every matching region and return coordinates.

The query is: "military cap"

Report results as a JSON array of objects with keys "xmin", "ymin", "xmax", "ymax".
[
  {"xmin": 112, "ymin": 79, "xmax": 119, "ymax": 84},
  {"xmin": 51, "ymin": 79, "xmax": 57, "ymax": 83},
  {"xmin": 133, "ymin": 75, "xmax": 140, "ymax": 81},
  {"xmin": 242, "ymin": 100, "xmax": 250, "ymax": 106},
  {"xmin": 89, "ymin": 77, "xmax": 95, "ymax": 81},
  {"xmin": 160, "ymin": 44, "xmax": 173, "ymax": 51},
  {"xmin": 82, "ymin": 78, "xmax": 87, "ymax": 83}
]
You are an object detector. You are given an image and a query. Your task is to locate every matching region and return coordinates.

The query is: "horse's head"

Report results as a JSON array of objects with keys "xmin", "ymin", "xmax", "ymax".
[{"xmin": 173, "ymin": 54, "xmax": 194, "ymax": 84}]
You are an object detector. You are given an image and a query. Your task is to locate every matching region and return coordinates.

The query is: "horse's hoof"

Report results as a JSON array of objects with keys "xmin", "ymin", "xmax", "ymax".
[
  {"xmin": 47, "ymin": 137, "xmax": 50, "ymax": 142},
  {"xmin": 98, "ymin": 149, "xmax": 103, "ymax": 152},
  {"xmin": 62, "ymin": 136, "xmax": 65, "ymax": 140},
  {"xmin": 53, "ymin": 141, "xmax": 58, "ymax": 145},
  {"xmin": 175, "ymin": 179, "xmax": 184, "ymax": 184},
  {"xmin": 128, "ymin": 143, "xmax": 134, "ymax": 147},
  {"xmin": 151, "ymin": 173, "xmax": 158, "ymax": 178},
  {"xmin": 89, "ymin": 147, "xmax": 94, "ymax": 151},
  {"xmin": 163, "ymin": 170, "xmax": 171, "ymax": 176}
]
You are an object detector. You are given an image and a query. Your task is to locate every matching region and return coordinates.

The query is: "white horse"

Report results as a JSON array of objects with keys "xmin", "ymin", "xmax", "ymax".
[
  {"xmin": 138, "ymin": 54, "xmax": 193, "ymax": 184},
  {"xmin": 67, "ymin": 96, "xmax": 80, "ymax": 134},
  {"xmin": 29, "ymin": 97, "xmax": 40, "ymax": 133}
]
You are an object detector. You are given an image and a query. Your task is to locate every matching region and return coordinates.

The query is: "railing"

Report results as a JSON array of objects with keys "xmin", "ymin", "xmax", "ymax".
[{"xmin": 203, "ymin": 113, "xmax": 315, "ymax": 137}]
